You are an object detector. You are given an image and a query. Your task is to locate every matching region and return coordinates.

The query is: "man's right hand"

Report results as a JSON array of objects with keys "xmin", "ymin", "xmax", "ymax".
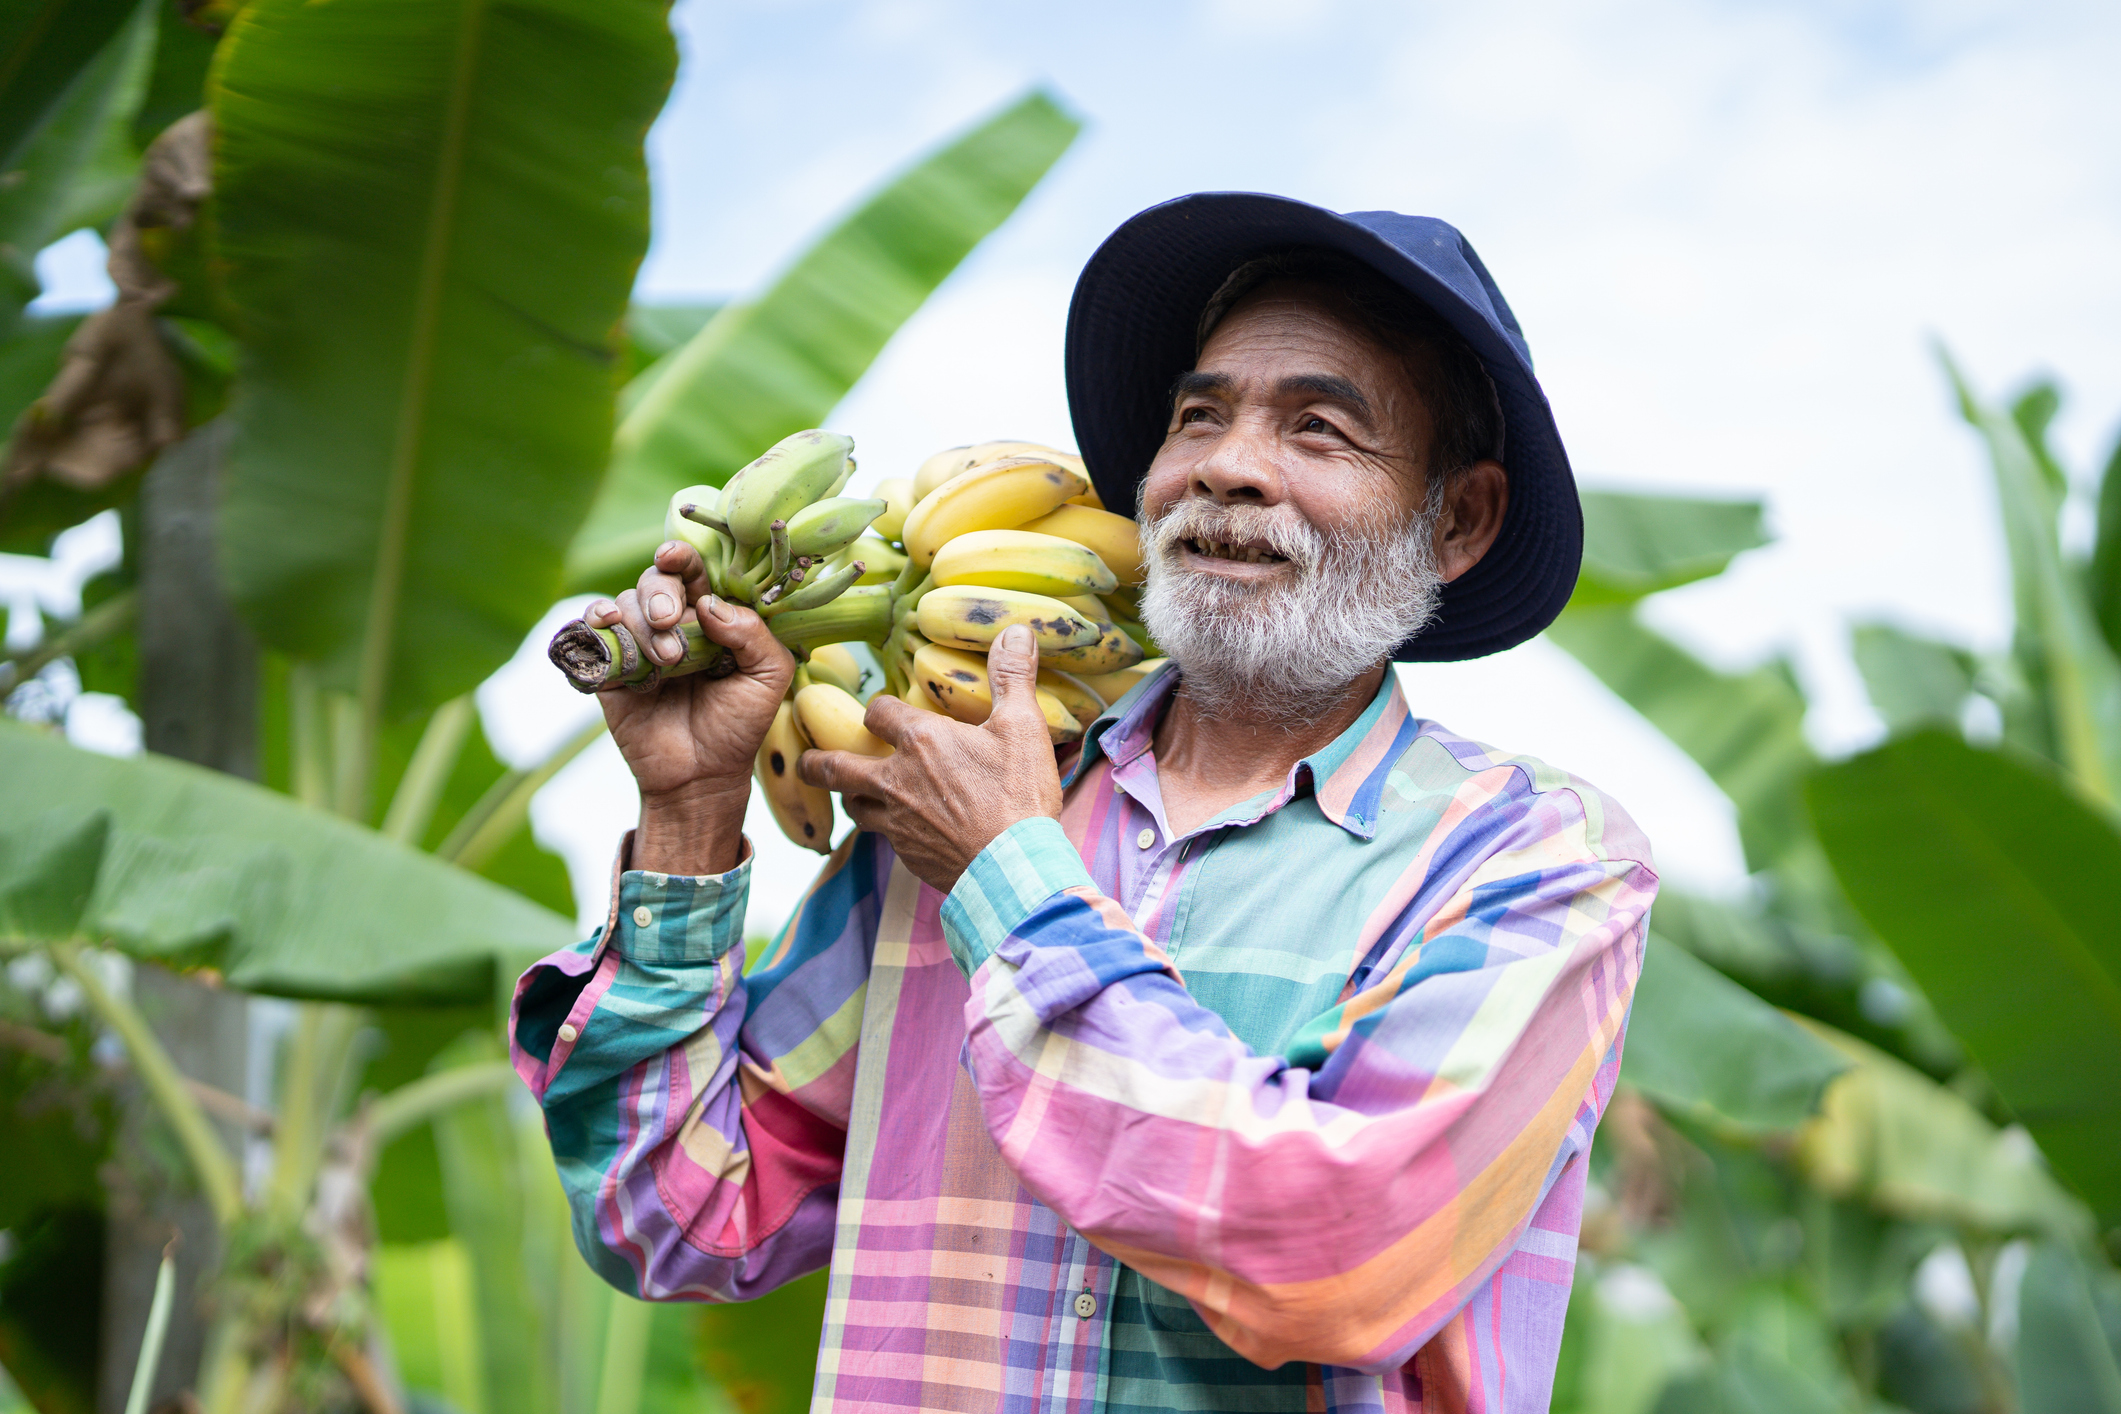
[{"xmin": 585, "ymin": 539, "xmax": 793, "ymax": 877}]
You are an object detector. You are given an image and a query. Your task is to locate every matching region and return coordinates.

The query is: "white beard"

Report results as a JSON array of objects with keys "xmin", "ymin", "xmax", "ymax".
[{"xmin": 1137, "ymin": 495, "xmax": 1444, "ymax": 728}]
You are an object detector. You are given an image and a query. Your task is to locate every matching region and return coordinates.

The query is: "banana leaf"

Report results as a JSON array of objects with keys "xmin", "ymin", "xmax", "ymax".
[
  {"xmin": 1620, "ymin": 937, "xmax": 1847, "ymax": 1132},
  {"xmin": 1942, "ymin": 352, "xmax": 2121, "ymax": 801},
  {"xmin": 1547, "ymin": 604, "xmax": 1814, "ymax": 876},
  {"xmin": 128, "ymin": 0, "xmax": 217, "ymax": 151},
  {"xmin": 0, "ymin": 0, "xmax": 138, "ymax": 172},
  {"xmin": 2017, "ymin": 1242, "xmax": 2121, "ymax": 1414},
  {"xmin": 1790, "ymin": 1015, "xmax": 2089, "ymax": 1241},
  {"xmin": 211, "ymin": 0, "xmax": 677, "ymax": 721},
  {"xmin": 564, "ymin": 88, "xmax": 1082, "ymax": 593},
  {"xmin": 1572, "ymin": 491, "xmax": 1768, "ymax": 606},
  {"xmin": 1849, "ymin": 623, "xmax": 1977, "ymax": 737},
  {"xmin": 0, "ymin": 720, "xmax": 574, "ymax": 1000},
  {"xmin": 1806, "ymin": 729, "xmax": 2121, "ymax": 1229},
  {"xmin": 2091, "ymin": 431, "xmax": 2121, "ymax": 661},
  {"xmin": 0, "ymin": 0, "xmax": 149, "ymax": 318}
]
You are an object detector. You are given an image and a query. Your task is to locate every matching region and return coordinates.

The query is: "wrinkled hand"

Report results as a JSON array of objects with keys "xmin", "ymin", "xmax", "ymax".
[
  {"xmin": 586, "ymin": 540, "xmax": 793, "ymax": 875},
  {"xmin": 800, "ymin": 624, "xmax": 1063, "ymax": 891}
]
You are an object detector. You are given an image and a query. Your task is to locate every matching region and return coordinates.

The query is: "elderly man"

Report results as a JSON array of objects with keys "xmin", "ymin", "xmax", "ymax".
[{"xmin": 512, "ymin": 194, "xmax": 1656, "ymax": 1413}]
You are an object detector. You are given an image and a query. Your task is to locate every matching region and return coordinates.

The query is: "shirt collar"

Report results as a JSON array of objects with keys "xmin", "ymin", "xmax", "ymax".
[{"xmin": 1060, "ymin": 664, "xmax": 1420, "ymax": 841}]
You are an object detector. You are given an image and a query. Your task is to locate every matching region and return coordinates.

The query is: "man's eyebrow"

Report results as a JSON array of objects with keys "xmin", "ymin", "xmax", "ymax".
[
  {"xmin": 1169, "ymin": 370, "xmax": 1232, "ymax": 404},
  {"xmin": 1274, "ymin": 373, "xmax": 1372, "ymax": 418}
]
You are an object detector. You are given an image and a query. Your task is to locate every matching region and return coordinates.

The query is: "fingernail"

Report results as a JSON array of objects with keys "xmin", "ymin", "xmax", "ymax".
[
  {"xmin": 999, "ymin": 624, "xmax": 1031, "ymax": 654},
  {"xmin": 649, "ymin": 592, "xmax": 675, "ymax": 620},
  {"xmin": 654, "ymin": 631, "xmax": 682, "ymax": 660},
  {"xmin": 701, "ymin": 594, "xmax": 730, "ymax": 622}
]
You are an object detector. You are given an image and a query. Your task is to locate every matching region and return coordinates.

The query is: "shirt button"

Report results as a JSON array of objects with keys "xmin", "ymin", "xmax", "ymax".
[
  {"xmin": 632, "ymin": 905, "xmax": 653, "ymax": 928},
  {"xmin": 1074, "ymin": 1291, "xmax": 1097, "ymax": 1319},
  {"xmin": 1135, "ymin": 828, "xmax": 1155, "ymax": 850},
  {"xmin": 557, "ymin": 1023, "xmax": 579, "ymax": 1044}
]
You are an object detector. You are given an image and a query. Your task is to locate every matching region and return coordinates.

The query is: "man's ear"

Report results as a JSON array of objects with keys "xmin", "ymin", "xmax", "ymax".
[{"xmin": 1434, "ymin": 460, "xmax": 1509, "ymax": 583}]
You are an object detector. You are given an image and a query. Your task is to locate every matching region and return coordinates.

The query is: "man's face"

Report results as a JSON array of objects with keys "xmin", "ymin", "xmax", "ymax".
[
  {"xmin": 1141, "ymin": 278, "xmax": 1434, "ymax": 571},
  {"xmin": 1134, "ymin": 279, "xmax": 1450, "ymax": 721}
]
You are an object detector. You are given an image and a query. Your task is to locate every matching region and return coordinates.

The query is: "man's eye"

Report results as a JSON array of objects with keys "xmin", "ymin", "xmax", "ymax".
[
  {"xmin": 1301, "ymin": 415, "xmax": 1332, "ymax": 434},
  {"xmin": 1181, "ymin": 406, "xmax": 1212, "ymax": 424}
]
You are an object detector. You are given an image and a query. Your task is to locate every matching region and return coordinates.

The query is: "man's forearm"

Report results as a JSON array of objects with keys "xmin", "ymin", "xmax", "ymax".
[{"xmin": 634, "ymin": 781, "xmax": 750, "ymax": 877}]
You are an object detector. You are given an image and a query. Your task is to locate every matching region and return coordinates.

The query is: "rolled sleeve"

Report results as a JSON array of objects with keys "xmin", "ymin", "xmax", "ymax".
[
  {"xmin": 614, "ymin": 859, "xmax": 750, "ymax": 967},
  {"xmin": 941, "ymin": 816, "xmax": 1094, "ymax": 977}
]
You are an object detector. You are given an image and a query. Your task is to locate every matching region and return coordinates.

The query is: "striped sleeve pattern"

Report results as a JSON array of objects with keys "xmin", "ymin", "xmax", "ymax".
[{"xmin": 510, "ymin": 830, "xmax": 889, "ymax": 1303}]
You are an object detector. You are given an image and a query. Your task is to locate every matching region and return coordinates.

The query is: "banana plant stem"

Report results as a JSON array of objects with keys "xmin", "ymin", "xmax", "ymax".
[
  {"xmin": 289, "ymin": 666, "xmax": 331, "ymax": 811},
  {"xmin": 0, "ymin": 589, "xmax": 139, "ymax": 693},
  {"xmin": 123, "ymin": 1241, "xmax": 179, "ymax": 1414},
  {"xmin": 436, "ymin": 717, "xmax": 606, "ymax": 869},
  {"xmin": 592, "ymin": 1294, "xmax": 653, "ymax": 1414},
  {"xmin": 51, "ymin": 945, "xmax": 241, "ymax": 1225},
  {"xmin": 367, "ymin": 1059, "xmax": 517, "ymax": 1147},
  {"xmin": 380, "ymin": 694, "xmax": 476, "ymax": 844}
]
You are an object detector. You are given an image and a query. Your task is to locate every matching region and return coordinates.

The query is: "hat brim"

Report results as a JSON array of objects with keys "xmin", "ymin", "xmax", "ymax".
[{"xmin": 1063, "ymin": 192, "xmax": 1581, "ymax": 663}]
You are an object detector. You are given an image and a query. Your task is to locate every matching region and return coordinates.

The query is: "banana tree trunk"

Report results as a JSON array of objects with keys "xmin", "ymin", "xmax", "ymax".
[{"xmin": 96, "ymin": 422, "xmax": 258, "ymax": 1413}]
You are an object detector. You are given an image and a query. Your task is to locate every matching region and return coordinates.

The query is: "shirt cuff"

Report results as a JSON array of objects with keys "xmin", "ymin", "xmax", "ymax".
[
  {"xmin": 941, "ymin": 816, "xmax": 1094, "ymax": 977},
  {"xmin": 610, "ymin": 843, "xmax": 752, "ymax": 967}
]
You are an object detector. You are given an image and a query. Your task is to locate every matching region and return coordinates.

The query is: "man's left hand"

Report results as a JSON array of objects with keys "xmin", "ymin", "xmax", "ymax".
[{"xmin": 799, "ymin": 623, "xmax": 1064, "ymax": 891}]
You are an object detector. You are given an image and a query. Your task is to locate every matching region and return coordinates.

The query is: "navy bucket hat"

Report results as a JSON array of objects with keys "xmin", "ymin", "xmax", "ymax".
[{"xmin": 1064, "ymin": 192, "xmax": 1581, "ymax": 663}]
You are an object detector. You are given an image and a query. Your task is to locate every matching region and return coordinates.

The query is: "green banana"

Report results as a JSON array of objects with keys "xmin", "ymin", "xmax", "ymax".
[
  {"xmin": 723, "ymin": 429, "xmax": 857, "ymax": 548},
  {"xmin": 787, "ymin": 496, "xmax": 887, "ymax": 557}
]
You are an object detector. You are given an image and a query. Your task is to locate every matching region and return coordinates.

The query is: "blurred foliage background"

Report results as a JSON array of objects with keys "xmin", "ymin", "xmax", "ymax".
[{"xmin": 0, "ymin": 1, "xmax": 2115, "ymax": 1412}]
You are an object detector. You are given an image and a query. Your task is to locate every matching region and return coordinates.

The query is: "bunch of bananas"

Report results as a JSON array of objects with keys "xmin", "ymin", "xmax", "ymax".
[{"xmin": 547, "ymin": 431, "xmax": 1163, "ymax": 853}]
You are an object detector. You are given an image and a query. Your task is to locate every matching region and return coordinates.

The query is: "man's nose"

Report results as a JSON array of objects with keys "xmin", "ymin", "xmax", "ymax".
[{"xmin": 1190, "ymin": 418, "xmax": 1284, "ymax": 504}]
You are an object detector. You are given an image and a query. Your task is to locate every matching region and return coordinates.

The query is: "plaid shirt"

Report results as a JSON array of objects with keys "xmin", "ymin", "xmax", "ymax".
[{"xmin": 512, "ymin": 666, "xmax": 1655, "ymax": 1412}]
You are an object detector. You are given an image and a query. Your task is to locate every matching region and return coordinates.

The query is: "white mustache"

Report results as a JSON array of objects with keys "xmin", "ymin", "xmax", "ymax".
[{"xmin": 1141, "ymin": 500, "xmax": 1325, "ymax": 572}]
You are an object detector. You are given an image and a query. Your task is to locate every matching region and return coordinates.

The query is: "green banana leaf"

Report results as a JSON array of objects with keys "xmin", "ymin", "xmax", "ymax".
[
  {"xmin": 1572, "ymin": 491, "xmax": 1768, "ymax": 606},
  {"xmin": 211, "ymin": 0, "xmax": 677, "ymax": 721},
  {"xmin": 1806, "ymin": 729, "xmax": 2121, "ymax": 1229},
  {"xmin": 1849, "ymin": 623, "xmax": 1977, "ymax": 737},
  {"xmin": 0, "ymin": 0, "xmax": 149, "ymax": 317},
  {"xmin": 1620, "ymin": 937, "xmax": 1847, "ymax": 1132},
  {"xmin": 0, "ymin": 0, "xmax": 138, "ymax": 171},
  {"xmin": 2017, "ymin": 1242, "xmax": 2121, "ymax": 1414},
  {"xmin": 1789, "ymin": 1017, "xmax": 2088, "ymax": 1241},
  {"xmin": 0, "ymin": 720, "xmax": 574, "ymax": 1000},
  {"xmin": 1547, "ymin": 604, "xmax": 1814, "ymax": 876},
  {"xmin": 128, "ymin": 0, "xmax": 216, "ymax": 150},
  {"xmin": 565, "ymin": 88, "xmax": 1082, "ymax": 593},
  {"xmin": 1646, "ymin": 888, "xmax": 1960, "ymax": 1079},
  {"xmin": 2091, "ymin": 431, "xmax": 2121, "ymax": 661},
  {"xmin": 1942, "ymin": 352, "xmax": 2121, "ymax": 801},
  {"xmin": 1552, "ymin": 1265, "xmax": 1706, "ymax": 1414}
]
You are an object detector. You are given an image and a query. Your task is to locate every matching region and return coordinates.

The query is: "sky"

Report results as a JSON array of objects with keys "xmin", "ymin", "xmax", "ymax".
[{"xmin": 12, "ymin": 0, "xmax": 2121, "ymax": 935}]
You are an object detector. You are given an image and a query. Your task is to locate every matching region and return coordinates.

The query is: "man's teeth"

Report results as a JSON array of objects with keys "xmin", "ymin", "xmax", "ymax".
[{"xmin": 1187, "ymin": 538, "xmax": 1284, "ymax": 564}]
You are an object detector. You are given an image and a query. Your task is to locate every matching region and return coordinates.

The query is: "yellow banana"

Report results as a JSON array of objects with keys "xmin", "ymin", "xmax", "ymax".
[
  {"xmin": 1037, "ymin": 668, "xmax": 1104, "ymax": 730},
  {"xmin": 756, "ymin": 700, "xmax": 836, "ymax": 852},
  {"xmin": 912, "ymin": 440, "xmax": 1067, "ymax": 500},
  {"xmin": 914, "ymin": 585, "xmax": 1103, "ymax": 655},
  {"xmin": 902, "ymin": 676, "xmax": 946, "ymax": 713},
  {"xmin": 911, "ymin": 643, "xmax": 1082, "ymax": 743},
  {"xmin": 1075, "ymin": 659, "xmax": 1165, "ymax": 705},
  {"xmin": 903, "ymin": 457, "xmax": 1091, "ymax": 567},
  {"xmin": 794, "ymin": 683, "xmax": 892, "ymax": 757},
  {"xmin": 928, "ymin": 529, "xmax": 1117, "ymax": 598},
  {"xmin": 805, "ymin": 643, "xmax": 865, "ymax": 696},
  {"xmin": 1015, "ymin": 504, "xmax": 1144, "ymax": 584},
  {"xmin": 872, "ymin": 477, "xmax": 916, "ymax": 542},
  {"xmin": 1060, "ymin": 593, "xmax": 1112, "ymax": 625},
  {"xmin": 1041, "ymin": 621, "xmax": 1146, "ymax": 675}
]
